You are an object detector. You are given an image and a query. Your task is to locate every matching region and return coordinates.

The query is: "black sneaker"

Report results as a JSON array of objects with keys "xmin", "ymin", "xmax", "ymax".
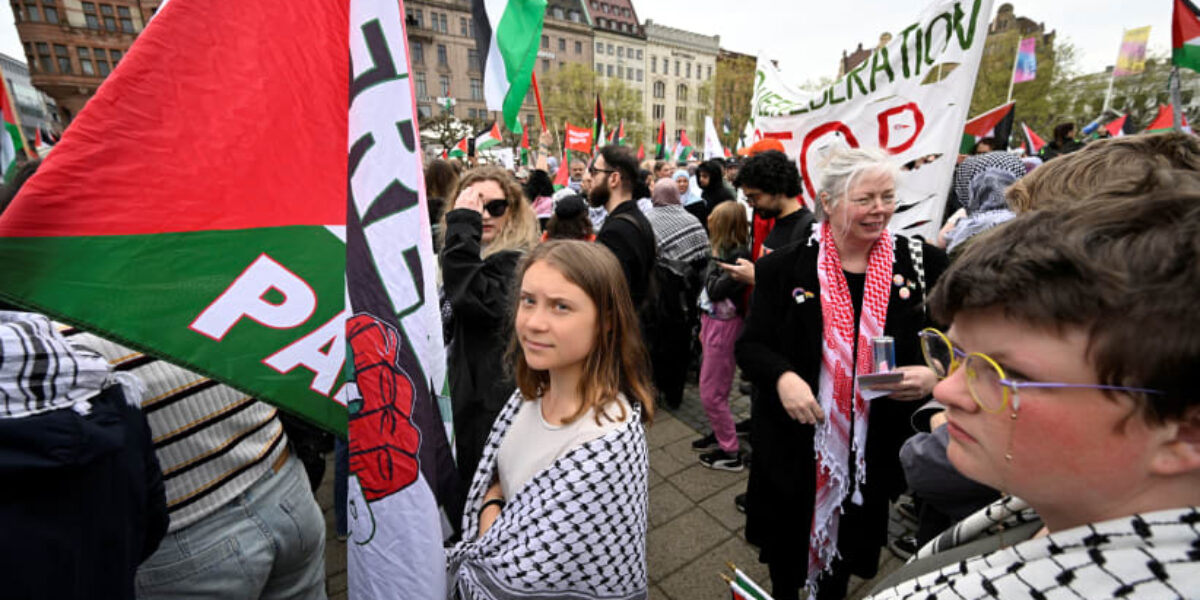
[
  {"xmin": 699, "ymin": 449, "xmax": 744, "ymax": 472},
  {"xmin": 888, "ymin": 535, "xmax": 919, "ymax": 560},
  {"xmin": 691, "ymin": 432, "xmax": 719, "ymax": 452},
  {"xmin": 734, "ymin": 418, "xmax": 752, "ymax": 436},
  {"xmin": 734, "ymin": 493, "xmax": 747, "ymax": 513}
]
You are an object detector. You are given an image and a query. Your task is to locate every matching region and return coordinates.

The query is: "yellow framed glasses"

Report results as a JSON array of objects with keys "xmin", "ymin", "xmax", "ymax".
[{"xmin": 918, "ymin": 328, "xmax": 1162, "ymax": 413}]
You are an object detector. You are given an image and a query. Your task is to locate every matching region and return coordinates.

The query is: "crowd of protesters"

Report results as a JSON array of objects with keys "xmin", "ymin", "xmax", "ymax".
[{"xmin": 2, "ymin": 120, "xmax": 1198, "ymax": 600}]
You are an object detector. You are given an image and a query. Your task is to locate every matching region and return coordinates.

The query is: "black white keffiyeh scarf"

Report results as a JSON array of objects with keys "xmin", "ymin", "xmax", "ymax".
[
  {"xmin": 867, "ymin": 496, "xmax": 1200, "ymax": 599},
  {"xmin": 446, "ymin": 391, "xmax": 650, "ymax": 600},
  {"xmin": 0, "ymin": 311, "xmax": 113, "ymax": 419}
]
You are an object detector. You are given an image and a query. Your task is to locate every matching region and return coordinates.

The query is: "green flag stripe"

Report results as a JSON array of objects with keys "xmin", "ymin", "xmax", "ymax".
[
  {"xmin": 1174, "ymin": 44, "xmax": 1200, "ymax": 73},
  {"xmin": 0, "ymin": 227, "xmax": 347, "ymax": 432},
  {"xmin": 495, "ymin": 0, "xmax": 546, "ymax": 133}
]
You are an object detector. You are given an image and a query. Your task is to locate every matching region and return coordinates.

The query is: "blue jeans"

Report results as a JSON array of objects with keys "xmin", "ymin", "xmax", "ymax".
[{"xmin": 134, "ymin": 453, "xmax": 327, "ymax": 599}]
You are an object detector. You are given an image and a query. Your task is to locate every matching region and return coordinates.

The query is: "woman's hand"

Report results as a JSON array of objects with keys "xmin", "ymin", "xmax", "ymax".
[
  {"xmin": 455, "ymin": 184, "xmax": 484, "ymax": 215},
  {"xmin": 867, "ymin": 365, "xmax": 938, "ymax": 401},
  {"xmin": 538, "ymin": 130, "xmax": 554, "ymax": 150},
  {"xmin": 718, "ymin": 258, "xmax": 755, "ymax": 285},
  {"xmin": 777, "ymin": 372, "xmax": 823, "ymax": 425}
]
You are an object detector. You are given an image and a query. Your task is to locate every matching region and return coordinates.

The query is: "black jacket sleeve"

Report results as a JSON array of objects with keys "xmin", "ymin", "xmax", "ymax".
[
  {"xmin": 705, "ymin": 247, "xmax": 751, "ymax": 302},
  {"xmin": 735, "ymin": 250, "xmax": 796, "ymax": 388},
  {"xmin": 596, "ymin": 216, "xmax": 650, "ymax": 304},
  {"xmin": 441, "ymin": 209, "xmax": 522, "ymax": 322}
]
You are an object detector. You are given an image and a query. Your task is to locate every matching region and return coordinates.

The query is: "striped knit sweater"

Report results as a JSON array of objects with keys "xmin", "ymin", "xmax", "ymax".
[{"xmin": 62, "ymin": 327, "xmax": 287, "ymax": 532}]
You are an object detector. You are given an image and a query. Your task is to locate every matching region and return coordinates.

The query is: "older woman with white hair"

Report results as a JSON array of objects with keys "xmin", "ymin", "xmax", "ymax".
[{"xmin": 735, "ymin": 147, "xmax": 949, "ymax": 600}]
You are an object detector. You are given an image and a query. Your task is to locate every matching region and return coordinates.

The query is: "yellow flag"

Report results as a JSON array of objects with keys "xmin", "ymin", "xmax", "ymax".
[{"xmin": 1114, "ymin": 26, "xmax": 1152, "ymax": 77}]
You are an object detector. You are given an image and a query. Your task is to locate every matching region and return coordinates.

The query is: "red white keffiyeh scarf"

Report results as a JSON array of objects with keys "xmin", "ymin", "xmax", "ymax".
[{"xmin": 808, "ymin": 222, "xmax": 894, "ymax": 594}]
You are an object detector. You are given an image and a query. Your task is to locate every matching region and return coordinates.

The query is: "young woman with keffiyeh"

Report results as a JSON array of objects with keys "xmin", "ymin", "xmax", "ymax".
[
  {"xmin": 446, "ymin": 240, "xmax": 655, "ymax": 600},
  {"xmin": 735, "ymin": 147, "xmax": 948, "ymax": 600}
]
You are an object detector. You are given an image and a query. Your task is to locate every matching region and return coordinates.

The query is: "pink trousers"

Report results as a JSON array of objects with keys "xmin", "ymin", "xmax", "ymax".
[{"xmin": 699, "ymin": 314, "xmax": 743, "ymax": 453}]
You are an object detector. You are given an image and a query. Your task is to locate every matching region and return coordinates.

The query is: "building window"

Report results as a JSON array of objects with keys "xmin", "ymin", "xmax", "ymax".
[
  {"xmin": 677, "ymin": 84, "xmax": 688, "ymax": 102},
  {"xmin": 595, "ymin": 63, "xmax": 602, "ymax": 75},
  {"xmin": 467, "ymin": 108, "xmax": 477, "ymax": 120},
  {"xmin": 575, "ymin": 41, "xmax": 581, "ymax": 54},
  {"xmin": 569, "ymin": 10, "xmax": 580, "ymax": 23},
  {"xmin": 100, "ymin": 4, "xmax": 116, "ymax": 31},
  {"xmin": 707, "ymin": 65, "xmax": 713, "ymax": 79},
  {"xmin": 637, "ymin": 49, "xmax": 643, "ymax": 60},
  {"xmin": 653, "ymin": 104, "xmax": 664, "ymax": 120},
  {"xmin": 542, "ymin": 58, "xmax": 549, "ymax": 73},
  {"xmin": 439, "ymin": 75, "xmax": 450, "ymax": 96},
  {"xmin": 437, "ymin": 44, "xmax": 447, "ymax": 66},
  {"xmin": 559, "ymin": 38, "xmax": 566, "ymax": 51},
  {"xmin": 653, "ymin": 81, "xmax": 665, "ymax": 99},
  {"xmin": 552, "ymin": 6, "xmax": 563, "ymax": 19},
  {"xmin": 77, "ymin": 47, "xmax": 95, "ymax": 76},
  {"xmin": 109, "ymin": 48, "xmax": 121, "ymax": 66},
  {"xmin": 606, "ymin": 43, "xmax": 613, "ymax": 56},
  {"xmin": 527, "ymin": 113, "xmax": 535, "ymax": 127},
  {"xmin": 415, "ymin": 72, "xmax": 427, "ymax": 98},
  {"xmin": 36, "ymin": 42, "xmax": 53, "ymax": 73},
  {"xmin": 418, "ymin": 105, "xmax": 432, "ymax": 118},
  {"xmin": 413, "ymin": 9, "xmax": 423, "ymax": 27},
  {"xmin": 596, "ymin": 41, "xmax": 602, "ymax": 53},
  {"xmin": 650, "ymin": 57, "xmax": 656, "ymax": 73},
  {"xmin": 606, "ymin": 64, "xmax": 613, "ymax": 77},
  {"xmin": 22, "ymin": 1, "xmax": 40, "ymax": 22},
  {"xmin": 82, "ymin": 2, "xmax": 99, "ymax": 29},
  {"xmin": 470, "ymin": 78, "xmax": 482, "ymax": 100},
  {"xmin": 44, "ymin": 2, "xmax": 59, "ymax": 23},
  {"xmin": 617, "ymin": 47, "xmax": 624, "ymax": 58},
  {"xmin": 117, "ymin": 5, "xmax": 133, "ymax": 32},
  {"xmin": 467, "ymin": 48, "xmax": 479, "ymax": 71},
  {"xmin": 636, "ymin": 69, "xmax": 643, "ymax": 82},
  {"xmin": 54, "ymin": 44, "xmax": 71, "ymax": 73},
  {"xmin": 411, "ymin": 41, "xmax": 424, "ymax": 63},
  {"xmin": 675, "ymin": 61, "xmax": 680, "ymax": 76},
  {"xmin": 541, "ymin": 35, "xmax": 548, "ymax": 49},
  {"xmin": 686, "ymin": 63, "xmax": 691, "ymax": 78},
  {"xmin": 95, "ymin": 48, "xmax": 110, "ymax": 76},
  {"xmin": 460, "ymin": 16, "xmax": 468, "ymax": 36},
  {"xmin": 676, "ymin": 106, "xmax": 687, "ymax": 121},
  {"xmin": 439, "ymin": 13, "xmax": 448, "ymax": 33}
]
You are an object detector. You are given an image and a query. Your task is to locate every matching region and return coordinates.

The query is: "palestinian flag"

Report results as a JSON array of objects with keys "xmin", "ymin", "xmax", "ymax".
[
  {"xmin": 471, "ymin": 0, "xmax": 546, "ymax": 133},
  {"xmin": 593, "ymin": 95, "xmax": 606, "ymax": 150},
  {"xmin": 475, "ymin": 121, "xmax": 503, "ymax": 151},
  {"xmin": 1021, "ymin": 122, "xmax": 1046, "ymax": 155},
  {"xmin": 609, "ymin": 120, "xmax": 625, "ymax": 146},
  {"xmin": 654, "ymin": 120, "xmax": 666, "ymax": 159},
  {"xmin": 674, "ymin": 130, "xmax": 694, "ymax": 161},
  {"xmin": 1145, "ymin": 104, "xmax": 1192, "ymax": 133},
  {"xmin": 636, "ymin": 143, "xmax": 645, "ymax": 161},
  {"xmin": 0, "ymin": 0, "xmax": 457, "ymax": 597},
  {"xmin": 447, "ymin": 137, "xmax": 469, "ymax": 158},
  {"xmin": 1, "ymin": 71, "xmax": 29, "ymax": 182},
  {"xmin": 961, "ymin": 101, "xmax": 1015, "ymax": 153},
  {"xmin": 1105, "ymin": 114, "xmax": 1136, "ymax": 137},
  {"xmin": 552, "ymin": 147, "xmax": 569, "ymax": 190},
  {"xmin": 1175, "ymin": 0, "xmax": 1200, "ymax": 73},
  {"xmin": 520, "ymin": 127, "xmax": 530, "ymax": 165}
]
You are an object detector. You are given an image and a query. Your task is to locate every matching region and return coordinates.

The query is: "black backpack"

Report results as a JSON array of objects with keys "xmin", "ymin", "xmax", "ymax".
[{"xmin": 612, "ymin": 212, "xmax": 701, "ymax": 328}]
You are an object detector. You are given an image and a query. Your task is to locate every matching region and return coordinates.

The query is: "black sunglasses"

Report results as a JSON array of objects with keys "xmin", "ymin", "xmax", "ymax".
[{"xmin": 483, "ymin": 199, "xmax": 509, "ymax": 217}]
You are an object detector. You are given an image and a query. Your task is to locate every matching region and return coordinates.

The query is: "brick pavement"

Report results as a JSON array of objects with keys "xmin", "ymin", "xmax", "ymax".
[{"xmin": 649, "ymin": 376, "xmax": 909, "ymax": 600}]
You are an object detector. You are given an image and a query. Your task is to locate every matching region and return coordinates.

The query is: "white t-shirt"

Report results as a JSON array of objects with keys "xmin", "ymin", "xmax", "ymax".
[{"xmin": 496, "ymin": 394, "xmax": 633, "ymax": 500}]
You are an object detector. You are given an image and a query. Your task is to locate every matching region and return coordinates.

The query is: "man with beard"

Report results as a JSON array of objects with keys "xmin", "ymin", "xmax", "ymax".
[
  {"xmin": 591, "ymin": 145, "xmax": 656, "ymax": 308},
  {"xmin": 719, "ymin": 150, "xmax": 814, "ymax": 286}
]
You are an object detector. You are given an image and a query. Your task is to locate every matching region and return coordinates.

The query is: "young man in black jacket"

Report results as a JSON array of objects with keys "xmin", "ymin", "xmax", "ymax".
[{"xmin": 591, "ymin": 145, "xmax": 655, "ymax": 308}]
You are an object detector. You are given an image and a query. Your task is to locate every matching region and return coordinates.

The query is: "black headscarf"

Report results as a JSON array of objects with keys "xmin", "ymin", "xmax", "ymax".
[{"xmin": 695, "ymin": 159, "xmax": 733, "ymax": 210}]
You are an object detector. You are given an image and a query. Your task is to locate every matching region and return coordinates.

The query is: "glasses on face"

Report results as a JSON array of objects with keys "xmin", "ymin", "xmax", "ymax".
[
  {"xmin": 588, "ymin": 165, "xmax": 616, "ymax": 176},
  {"xmin": 848, "ymin": 194, "xmax": 897, "ymax": 208},
  {"xmin": 918, "ymin": 328, "xmax": 1162, "ymax": 413},
  {"xmin": 483, "ymin": 199, "xmax": 509, "ymax": 217}
]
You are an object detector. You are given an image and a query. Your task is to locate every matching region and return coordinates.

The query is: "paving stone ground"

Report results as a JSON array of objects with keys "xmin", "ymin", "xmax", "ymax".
[
  {"xmin": 650, "ymin": 372, "xmax": 910, "ymax": 600},
  {"xmin": 313, "ymin": 369, "xmax": 912, "ymax": 600}
]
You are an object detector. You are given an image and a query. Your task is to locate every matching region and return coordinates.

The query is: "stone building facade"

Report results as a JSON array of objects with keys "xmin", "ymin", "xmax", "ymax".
[
  {"xmin": 11, "ymin": 0, "xmax": 157, "ymax": 121},
  {"xmin": 1, "ymin": 52, "xmax": 59, "ymax": 143},
  {"xmin": 644, "ymin": 20, "xmax": 718, "ymax": 148},
  {"xmin": 589, "ymin": 0, "xmax": 646, "ymax": 98}
]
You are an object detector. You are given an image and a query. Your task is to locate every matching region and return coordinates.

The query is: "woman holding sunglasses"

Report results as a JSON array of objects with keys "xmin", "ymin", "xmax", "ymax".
[
  {"xmin": 441, "ymin": 166, "xmax": 540, "ymax": 507},
  {"xmin": 735, "ymin": 147, "xmax": 948, "ymax": 600},
  {"xmin": 867, "ymin": 190, "xmax": 1200, "ymax": 599}
]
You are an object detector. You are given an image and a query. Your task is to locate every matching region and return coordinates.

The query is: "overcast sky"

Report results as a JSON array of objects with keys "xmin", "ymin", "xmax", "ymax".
[{"xmin": 0, "ymin": 1, "xmax": 1174, "ymax": 84}]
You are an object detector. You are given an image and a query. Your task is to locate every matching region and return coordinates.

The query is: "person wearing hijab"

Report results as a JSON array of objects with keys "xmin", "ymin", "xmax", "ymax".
[
  {"xmin": 644, "ymin": 178, "xmax": 710, "ymax": 409},
  {"xmin": 675, "ymin": 169, "xmax": 705, "ymax": 225}
]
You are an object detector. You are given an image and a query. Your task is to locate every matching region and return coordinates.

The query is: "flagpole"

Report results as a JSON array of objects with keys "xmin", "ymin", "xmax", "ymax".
[
  {"xmin": 531, "ymin": 71, "xmax": 548, "ymax": 132},
  {"xmin": 1006, "ymin": 38, "xmax": 1020, "ymax": 103},
  {"xmin": 1103, "ymin": 28, "xmax": 1125, "ymax": 115},
  {"xmin": 1171, "ymin": 66, "xmax": 1184, "ymax": 131}
]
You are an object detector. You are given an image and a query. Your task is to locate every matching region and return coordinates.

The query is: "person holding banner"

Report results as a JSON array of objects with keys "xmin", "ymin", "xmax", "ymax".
[
  {"xmin": 447, "ymin": 240, "xmax": 653, "ymax": 600},
  {"xmin": 735, "ymin": 148, "xmax": 946, "ymax": 599},
  {"xmin": 441, "ymin": 167, "xmax": 540, "ymax": 499}
]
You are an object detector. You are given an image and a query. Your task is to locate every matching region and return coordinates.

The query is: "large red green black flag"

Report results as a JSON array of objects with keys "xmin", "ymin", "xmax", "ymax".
[{"xmin": 0, "ymin": 0, "xmax": 455, "ymax": 595}]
